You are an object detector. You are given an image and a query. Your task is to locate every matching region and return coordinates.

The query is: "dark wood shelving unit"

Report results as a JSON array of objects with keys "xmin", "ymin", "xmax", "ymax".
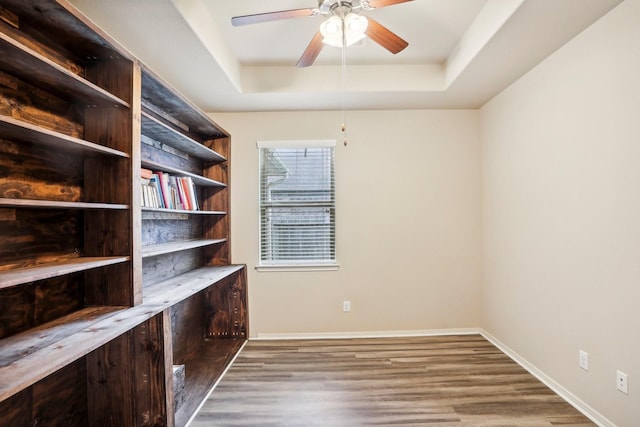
[
  {"xmin": 0, "ymin": 1, "xmax": 247, "ymax": 426},
  {"xmin": 139, "ymin": 64, "xmax": 244, "ymax": 426}
]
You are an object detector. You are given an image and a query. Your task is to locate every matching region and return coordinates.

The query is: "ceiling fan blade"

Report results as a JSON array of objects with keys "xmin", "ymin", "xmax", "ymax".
[
  {"xmin": 367, "ymin": 0, "xmax": 414, "ymax": 8},
  {"xmin": 365, "ymin": 17, "xmax": 409, "ymax": 54},
  {"xmin": 232, "ymin": 8, "xmax": 316, "ymax": 27},
  {"xmin": 296, "ymin": 31, "xmax": 324, "ymax": 67}
]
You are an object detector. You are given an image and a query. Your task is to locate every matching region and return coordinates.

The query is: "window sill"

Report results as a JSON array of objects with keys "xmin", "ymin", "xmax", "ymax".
[{"xmin": 255, "ymin": 263, "xmax": 340, "ymax": 272}]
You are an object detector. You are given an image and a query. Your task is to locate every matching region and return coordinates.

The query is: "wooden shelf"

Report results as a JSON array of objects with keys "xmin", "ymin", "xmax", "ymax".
[
  {"xmin": 141, "ymin": 112, "xmax": 226, "ymax": 162},
  {"xmin": 142, "ymin": 239, "xmax": 227, "ymax": 259},
  {"xmin": 0, "ymin": 256, "xmax": 130, "ymax": 289},
  {"xmin": 0, "ymin": 32, "xmax": 129, "ymax": 108},
  {"xmin": 141, "ymin": 69, "xmax": 228, "ymax": 139},
  {"xmin": 142, "ymin": 207, "xmax": 226, "ymax": 215},
  {"xmin": 175, "ymin": 339, "xmax": 245, "ymax": 427},
  {"xmin": 143, "ymin": 265, "xmax": 244, "ymax": 305},
  {"xmin": 0, "ymin": 305, "xmax": 127, "ymax": 401},
  {"xmin": 0, "ymin": 115, "xmax": 130, "ymax": 158},
  {"xmin": 141, "ymin": 159, "xmax": 226, "ymax": 187},
  {"xmin": 0, "ymin": 198, "xmax": 128, "ymax": 210}
]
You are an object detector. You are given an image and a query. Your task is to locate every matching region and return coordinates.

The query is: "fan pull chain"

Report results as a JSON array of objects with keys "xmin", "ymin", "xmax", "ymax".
[{"xmin": 341, "ymin": 13, "xmax": 348, "ymax": 146}]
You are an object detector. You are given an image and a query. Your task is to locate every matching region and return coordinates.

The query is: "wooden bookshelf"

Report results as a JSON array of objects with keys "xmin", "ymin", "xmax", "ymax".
[
  {"xmin": 0, "ymin": 1, "xmax": 247, "ymax": 426},
  {"xmin": 139, "ymin": 67, "xmax": 244, "ymax": 426}
]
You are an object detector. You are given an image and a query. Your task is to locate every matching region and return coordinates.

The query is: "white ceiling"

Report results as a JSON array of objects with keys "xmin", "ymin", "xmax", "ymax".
[{"xmin": 69, "ymin": 0, "xmax": 622, "ymax": 113}]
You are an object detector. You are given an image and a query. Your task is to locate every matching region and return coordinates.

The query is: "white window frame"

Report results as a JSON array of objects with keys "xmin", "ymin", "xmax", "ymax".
[{"xmin": 256, "ymin": 139, "xmax": 339, "ymax": 272}]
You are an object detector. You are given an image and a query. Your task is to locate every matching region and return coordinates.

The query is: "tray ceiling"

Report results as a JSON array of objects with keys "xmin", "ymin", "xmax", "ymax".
[{"xmin": 69, "ymin": 0, "xmax": 622, "ymax": 112}]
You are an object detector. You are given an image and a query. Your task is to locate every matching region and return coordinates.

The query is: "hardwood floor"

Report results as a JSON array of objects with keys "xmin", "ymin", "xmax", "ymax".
[{"xmin": 190, "ymin": 335, "xmax": 594, "ymax": 426}]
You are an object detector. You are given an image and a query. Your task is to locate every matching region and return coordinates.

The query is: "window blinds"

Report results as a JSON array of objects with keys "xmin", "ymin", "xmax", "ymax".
[{"xmin": 258, "ymin": 140, "xmax": 336, "ymax": 265}]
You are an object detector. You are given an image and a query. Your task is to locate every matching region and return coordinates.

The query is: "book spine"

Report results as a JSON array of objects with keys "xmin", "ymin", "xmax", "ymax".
[
  {"xmin": 150, "ymin": 174, "xmax": 164, "ymax": 208},
  {"xmin": 177, "ymin": 177, "xmax": 190, "ymax": 211},
  {"xmin": 157, "ymin": 171, "xmax": 172, "ymax": 209},
  {"xmin": 185, "ymin": 177, "xmax": 198, "ymax": 211},
  {"xmin": 168, "ymin": 176, "xmax": 179, "ymax": 210}
]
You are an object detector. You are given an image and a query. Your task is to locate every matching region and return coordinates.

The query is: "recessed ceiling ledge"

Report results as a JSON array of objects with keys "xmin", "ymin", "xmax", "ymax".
[
  {"xmin": 171, "ymin": 0, "xmax": 243, "ymax": 92},
  {"xmin": 445, "ymin": 0, "xmax": 525, "ymax": 88},
  {"xmin": 240, "ymin": 64, "xmax": 446, "ymax": 94}
]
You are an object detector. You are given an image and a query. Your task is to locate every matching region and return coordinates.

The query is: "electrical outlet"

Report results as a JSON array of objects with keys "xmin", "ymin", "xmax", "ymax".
[
  {"xmin": 617, "ymin": 370, "xmax": 629, "ymax": 394},
  {"xmin": 579, "ymin": 350, "xmax": 589, "ymax": 371},
  {"xmin": 343, "ymin": 300, "xmax": 351, "ymax": 312}
]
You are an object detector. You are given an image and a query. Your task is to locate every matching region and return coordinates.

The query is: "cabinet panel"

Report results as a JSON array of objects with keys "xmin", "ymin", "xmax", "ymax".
[
  {"xmin": 33, "ymin": 358, "xmax": 89, "ymax": 426},
  {"xmin": 0, "ymin": 359, "xmax": 89, "ymax": 427},
  {"xmin": 86, "ymin": 314, "xmax": 171, "ymax": 427},
  {"xmin": 205, "ymin": 269, "xmax": 247, "ymax": 339},
  {"xmin": 0, "ymin": 387, "xmax": 30, "ymax": 426}
]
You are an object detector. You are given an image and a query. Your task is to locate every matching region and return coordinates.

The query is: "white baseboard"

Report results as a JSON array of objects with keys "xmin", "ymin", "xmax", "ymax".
[
  {"xmin": 479, "ymin": 329, "xmax": 616, "ymax": 427},
  {"xmin": 253, "ymin": 328, "xmax": 617, "ymax": 427},
  {"xmin": 253, "ymin": 327, "xmax": 482, "ymax": 340}
]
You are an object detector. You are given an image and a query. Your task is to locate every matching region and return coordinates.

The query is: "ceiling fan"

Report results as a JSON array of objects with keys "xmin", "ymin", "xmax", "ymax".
[{"xmin": 231, "ymin": 0, "xmax": 413, "ymax": 67}]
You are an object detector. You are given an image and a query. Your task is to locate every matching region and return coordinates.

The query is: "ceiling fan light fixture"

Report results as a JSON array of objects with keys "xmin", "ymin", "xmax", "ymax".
[
  {"xmin": 345, "ymin": 12, "xmax": 368, "ymax": 34},
  {"xmin": 320, "ymin": 15, "xmax": 341, "ymax": 43},
  {"xmin": 320, "ymin": 13, "xmax": 368, "ymax": 48}
]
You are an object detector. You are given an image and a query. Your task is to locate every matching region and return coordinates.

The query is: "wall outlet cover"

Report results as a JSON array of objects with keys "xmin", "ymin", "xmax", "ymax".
[
  {"xmin": 579, "ymin": 350, "xmax": 589, "ymax": 371},
  {"xmin": 617, "ymin": 370, "xmax": 629, "ymax": 394}
]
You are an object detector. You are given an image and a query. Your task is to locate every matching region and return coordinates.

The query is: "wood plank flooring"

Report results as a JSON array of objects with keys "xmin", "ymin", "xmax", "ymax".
[{"xmin": 190, "ymin": 335, "xmax": 594, "ymax": 426}]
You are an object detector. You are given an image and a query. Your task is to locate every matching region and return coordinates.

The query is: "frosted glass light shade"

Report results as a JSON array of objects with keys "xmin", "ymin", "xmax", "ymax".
[{"xmin": 320, "ymin": 13, "xmax": 368, "ymax": 48}]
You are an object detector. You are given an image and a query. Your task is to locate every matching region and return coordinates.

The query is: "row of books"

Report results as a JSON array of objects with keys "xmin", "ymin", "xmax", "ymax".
[{"xmin": 141, "ymin": 168, "xmax": 200, "ymax": 211}]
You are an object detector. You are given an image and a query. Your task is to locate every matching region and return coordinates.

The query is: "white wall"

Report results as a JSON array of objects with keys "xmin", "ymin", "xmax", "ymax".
[
  {"xmin": 214, "ymin": 110, "xmax": 482, "ymax": 338},
  {"xmin": 480, "ymin": 1, "xmax": 640, "ymax": 425}
]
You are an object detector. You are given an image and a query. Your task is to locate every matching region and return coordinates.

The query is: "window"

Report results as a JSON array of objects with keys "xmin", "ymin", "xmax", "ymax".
[{"xmin": 258, "ymin": 140, "xmax": 336, "ymax": 269}]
